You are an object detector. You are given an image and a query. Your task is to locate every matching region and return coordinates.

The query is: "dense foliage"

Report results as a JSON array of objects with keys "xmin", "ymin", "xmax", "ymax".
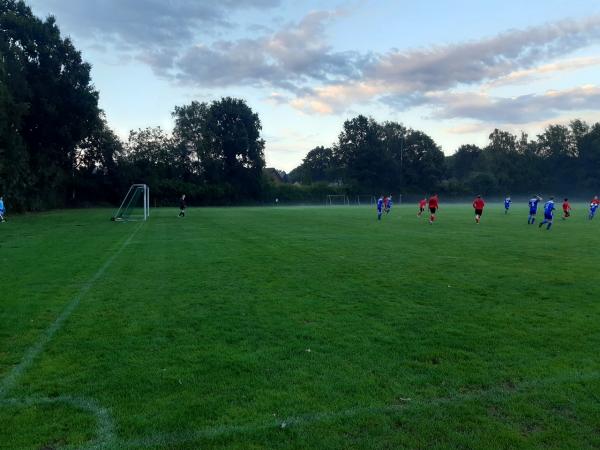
[
  {"xmin": 1, "ymin": 1, "xmax": 599, "ymax": 211},
  {"xmin": 290, "ymin": 117, "xmax": 600, "ymax": 198}
]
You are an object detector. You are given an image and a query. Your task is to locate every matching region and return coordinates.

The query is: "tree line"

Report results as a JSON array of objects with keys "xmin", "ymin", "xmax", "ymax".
[
  {"xmin": 289, "ymin": 117, "xmax": 600, "ymax": 198},
  {"xmin": 1, "ymin": 1, "xmax": 599, "ymax": 212}
]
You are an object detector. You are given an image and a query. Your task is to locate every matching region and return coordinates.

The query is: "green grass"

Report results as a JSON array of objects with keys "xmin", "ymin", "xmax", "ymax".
[{"xmin": 1, "ymin": 204, "xmax": 599, "ymax": 449}]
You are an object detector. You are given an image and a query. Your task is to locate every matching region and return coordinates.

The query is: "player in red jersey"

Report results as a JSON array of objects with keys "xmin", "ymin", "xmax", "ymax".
[
  {"xmin": 472, "ymin": 195, "xmax": 485, "ymax": 224},
  {"xmin": 417, "ymin": 198, "xmax": 427, "ymax": 216},
  {"xmin": 428, "ymin": 194, "xmax": 439, "ymax": 224},
  {"xmin": 562, "ymin": 198, "xmax": 571, "ymax": 220}
]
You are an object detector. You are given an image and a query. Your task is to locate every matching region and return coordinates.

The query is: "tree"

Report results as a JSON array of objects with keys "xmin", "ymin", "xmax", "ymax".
[
  {"xmin": 447, "ymin": 144, "xmax": 482, "ymax": 180},
  {"xmin": 172, "ymin": 101, "xmax": 207, "ymax": 179},
  {"xmin": 1, "ymin": 0, "xmax": 101, "ymax": 207},
  {"xmin": 484, "ymin": 129, "xmax": 519, "ymax": 192},
  {"xmin": 0, "ymin": 44, "xmax": 30, "ymax": 210},
  {"xmin": 122, "ymin": 127, "xmax": 173, "ymax": 180},
  {"xmin": 73, "ymin": 116, "xmax": 123, "ymax": 203},
  {"xmin": 401, "ymin": 130, "xmax": 445, "ymax": 192},
  {"xmin": 578, "ymin": 123, "xmax": 600, "ymax": 191},
  {"xmin": 381, "ymin": 121, "xmax": 408, "ymax": 188},
  {"xmin": 334, "ymin": 115, "xmax": 390, "ymax": 191},
  {"xmin": 537, "ymin": 125, "xmax": 576, "ymax": 159},
  {"xmin": 290, "ymin": 146, "xmax": 334, "ymax": 184},
  {"xmin": 203, "ymin": 97, "xmax": 266, "ymax": 198},
  {"xmin": 570, "ymin": 119, "xmax": 590, "ymax": 150}
]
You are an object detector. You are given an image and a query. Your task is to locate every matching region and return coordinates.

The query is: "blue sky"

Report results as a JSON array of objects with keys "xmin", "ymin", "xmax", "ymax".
[{"xmin": 28, "ymin": 0, "xmax": 600, "ymax": 170}]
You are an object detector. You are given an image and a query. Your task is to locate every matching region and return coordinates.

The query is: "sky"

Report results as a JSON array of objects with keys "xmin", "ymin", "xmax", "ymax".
[{"xmin": 27, "ymin": 0, "xmax": 600, "ymax": 171}]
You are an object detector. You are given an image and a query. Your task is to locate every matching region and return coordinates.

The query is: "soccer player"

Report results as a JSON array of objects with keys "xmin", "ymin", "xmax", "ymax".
[
  {"xmin": 417, "ymin": 197, "xmax": 427, "ymax": 217},
  {"xmin": 562, "ymin": 198, "xmax": 571, "ymax": 220},
  {"xmin": 428, "ymin": 194, "xmax": 439, "ymax": 224},
  {"xmin": 589, "ymin": 196, "xmax": 599, "ymax": 220},
  {"xmin": 377, "ymin": 195, "xmax": 384, "ymax": 220},
  {"xmin": 539, "ymin": 197, "xmax": 555, "ymax": 230},
  {"xmin": 0, "ymin": 196, "xmax": 5, "ymax": 222},
  {"xmin": 178, "ymin": 194, "xmax": 186, "ymax": 217},
  {"xmin": 473, "ymin": 195, "xmax": 485, "ymax": 224},
  {"xmin": 527, "ymin": 195, "xmax": 542, "ymax": 225},
  {"xmin": 385, "ymin": 195, "xmax": 392, "ymax": 214},
  {"xmin": 504, "ymin": 196, "xmax": 512, "ymax": 214}
]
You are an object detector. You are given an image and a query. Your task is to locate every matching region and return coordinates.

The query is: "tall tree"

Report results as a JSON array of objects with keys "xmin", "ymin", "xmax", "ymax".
[
  {"xmin": 578, "ymin": 123, "xmax": 600, "ymax": 191},
  {"xmin": 1, "ymin": 0, "xmax": 100, "ymax": 207},
  {"xmin": 0, "ymin": 44, "xmax": 30, "ymax": 209},
  {"xmin": 334, "ymin": 115, "xmax": 390, "ymax": 191},
  {"xmin": 172, "ymin": 101, "xmax": 207, "ymax": 179},
  {"xmin": 381, "ymin": 121, "xmax": 408, "ymax": 189},
  {"xmin": 447, "ymin": 144, "xmax": 482, "ymax": 180},
  {"xmin": 401, "ymin": 130, "xmax": 445, "ymax": 192},
  {"xmin": 203, "ymin": 97, "xmax": 266, "ymax": 197},
  {"xmin": 290, "ymin": 146, "xmax": 335, "ymax": 184}
]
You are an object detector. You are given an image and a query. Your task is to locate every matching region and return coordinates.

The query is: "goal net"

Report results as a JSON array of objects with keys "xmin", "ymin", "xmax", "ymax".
[
  {"xmin": 356, "ymin": 195, "xmax": 376, "ymax": 206},
  {"xmin": 112, "ymin": 184, "xmax": 150, "ymax": 221},
  {"xmin": 327, "ymin": 194, "xmax": 349, "ymax": 206}
]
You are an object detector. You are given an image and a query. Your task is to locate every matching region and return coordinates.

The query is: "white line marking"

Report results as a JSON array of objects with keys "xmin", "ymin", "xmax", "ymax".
[{"xmin": 0, "ymin": 222, "xmax": 143, "ymax": 398}]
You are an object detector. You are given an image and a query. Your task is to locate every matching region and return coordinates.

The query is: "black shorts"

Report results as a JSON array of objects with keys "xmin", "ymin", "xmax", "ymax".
[
  {"xmin": 429, "ymin": 207, "xmax": 437, "ymax": 214},
  {"xmin": 475, "ymin": 209, "xmax": 483, "ymax": 216},
  {"xmin": 419, "ymin": 207, "xmax": 424, "ymax": 212}
]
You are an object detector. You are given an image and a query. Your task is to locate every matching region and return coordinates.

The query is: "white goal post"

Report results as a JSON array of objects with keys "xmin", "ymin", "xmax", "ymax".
[
  {"xmin": 326, "ymin": 194, "xmax": 349, "ymax": 206},
  {"xmin": 112, "ymin": 184, "xmax": 150, "ymax": 222}
]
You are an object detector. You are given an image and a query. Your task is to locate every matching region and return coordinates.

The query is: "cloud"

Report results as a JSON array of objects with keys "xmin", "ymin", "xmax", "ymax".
[
  {"xmin": 366, "ymin": 16, "xmax": 600, "ymax": 90},
  {"xmin": 34, "ymin": 0, "xmax": 281, "ymax": 44},
  {"xmin": 291, "ymin": 15, "xmax": 600, "ymax": 114},
  {"xmin": 29, "ymin": 0, "xmax": 282, "ymax": 68},
  {"xmin": 29, "ymin": 1, "xmax": 600, "ymax": 124},
  {"xmin": 445, "ymin": 123, "xmax": 491, "ymax": 135},
  {"xmin": 174, "ymin": 9, "xmax": 366, "ymax": 90},
  {"xmin": 484, "ymin": 56, "xmax": 600, "ymax": 88},
  {"xmin": 430, "ymin": 85, "xmax": 600, "ymax": 123}
]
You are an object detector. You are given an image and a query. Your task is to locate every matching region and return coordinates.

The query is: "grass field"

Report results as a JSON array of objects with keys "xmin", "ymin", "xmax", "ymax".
[{"xmin": 1, "ymin": 204, "xmax": 600, "ymax": 450}]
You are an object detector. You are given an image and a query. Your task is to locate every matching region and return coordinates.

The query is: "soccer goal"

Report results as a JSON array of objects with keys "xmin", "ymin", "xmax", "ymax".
[
  {"xmin": 327, "ymin": 194, "xmax": 349, "ymax": 206},
  {"xmin": 356, "ymin": 195, "xmax": 376, "ymax": 206},
  {"xmin": 112, "ymin": 184, "xmax": 150, "ymax": 221}
]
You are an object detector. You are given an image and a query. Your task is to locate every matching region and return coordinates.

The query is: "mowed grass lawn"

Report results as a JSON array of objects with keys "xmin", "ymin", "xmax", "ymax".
[{"xmin": 1, "ymin": 204, "xmax": 599, "ymax": 450}]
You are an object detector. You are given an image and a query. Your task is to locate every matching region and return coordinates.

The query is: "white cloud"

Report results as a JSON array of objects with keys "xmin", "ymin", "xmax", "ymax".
[{"xmin": 430, "ymin": 85, "xmax": 600, "ymax": 123}]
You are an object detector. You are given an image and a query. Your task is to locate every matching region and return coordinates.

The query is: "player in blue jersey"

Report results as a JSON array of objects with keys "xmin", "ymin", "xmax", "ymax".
[
  {"xmin": 504, "ymin": 196, "xmax": 512, "ymax": 214},
  {"xmin": 589, "ymin": 196, "xmax": 599, "ymax": 220},
  {"xmin": 377, "ymin": 196, "xmax": 384, "ymax": 220},
  {"xmin": 538, "ymin": 197, "xmax": 555, "ymax": 230},
  {"xmin": 0, "ymin": 196, "xmax": 5, "ymax": 222},
  {"xmin": 527, "ymin": 195, "xmax": 542, "ymax": 224}
]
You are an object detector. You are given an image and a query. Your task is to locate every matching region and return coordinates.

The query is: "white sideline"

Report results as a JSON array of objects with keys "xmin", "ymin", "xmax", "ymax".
[{"xmin": 0, "ymin": 223, "xmax": 143, "ymax": 398}]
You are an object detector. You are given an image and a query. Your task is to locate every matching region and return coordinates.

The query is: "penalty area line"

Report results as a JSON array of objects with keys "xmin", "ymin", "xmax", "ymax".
[{"xmin": 0, "ymin": 222, "xmax": 144, "ymax": 399}]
